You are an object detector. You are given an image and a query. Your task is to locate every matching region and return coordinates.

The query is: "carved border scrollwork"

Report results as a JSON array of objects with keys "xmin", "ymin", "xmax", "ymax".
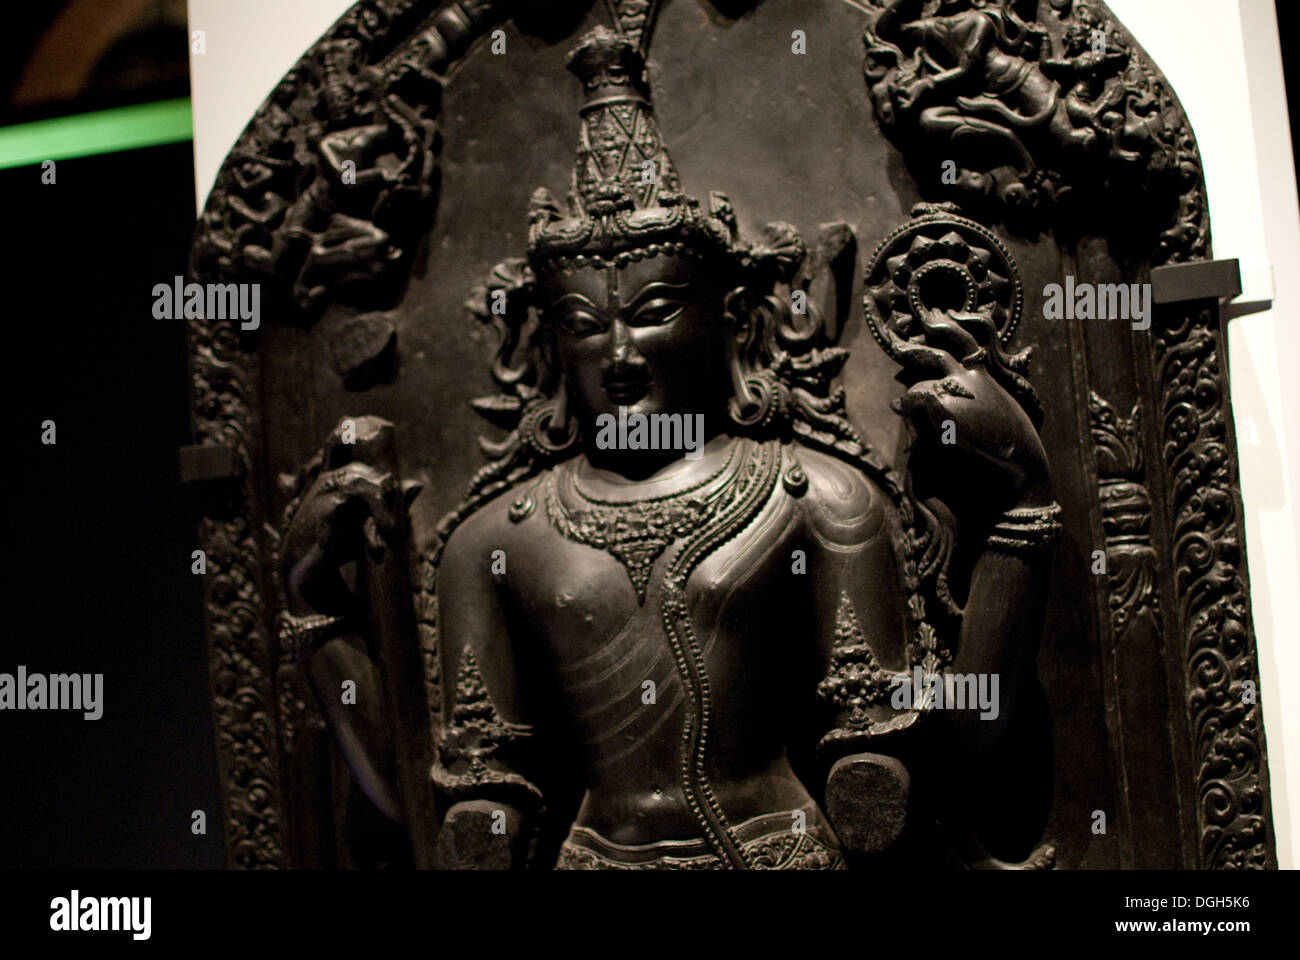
[
  {"xmin": 1153, "ymin": 305, "xmax": 1271, "ymax": 869},
  {"xmin": 188, "ymin": 304, "xmax": 285, "ymax": 866}
]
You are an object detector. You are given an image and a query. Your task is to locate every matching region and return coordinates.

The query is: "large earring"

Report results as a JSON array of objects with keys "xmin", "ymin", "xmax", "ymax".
[
  {"xmin": 520, "ymin": 390, "xmax": 580, "ymax": 459},
  {"xmin": 724, "ymin": 287, "xmax": 779, "ymax": 431},
  {"xmin": 548, "ymin": 387, "xmax": 572, "ymax": 446},
  {"xmin": 728, "ymin": 372, "xmax": 779, "ymax": 430}
]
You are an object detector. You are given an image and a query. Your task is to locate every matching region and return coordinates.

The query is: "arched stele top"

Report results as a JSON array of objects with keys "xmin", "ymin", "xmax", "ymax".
[{"xmin": 186, "ymin": 0, "xmax": 1270, "ymax": 870}]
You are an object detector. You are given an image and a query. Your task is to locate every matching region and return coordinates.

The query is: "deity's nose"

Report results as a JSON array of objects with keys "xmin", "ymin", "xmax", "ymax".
[
  {"xmin": 604, "ymin": 316, "xmax": 646, "ymax": 370},
  {"xmin": 600, "ymin": 317, "xmax": 650, "ymax": 402}
]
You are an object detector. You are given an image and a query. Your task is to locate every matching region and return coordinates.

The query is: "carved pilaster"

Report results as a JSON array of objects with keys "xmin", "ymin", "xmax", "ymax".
[
  {"xmin": 189, "ymin": 324, "xmax": 285, "ymax": 869},
  {"xmin": 1151, "ymin": 302, "xmax": 1274, "ymax": 869},
  {"xmin": 1090, "ymin": 392, "xmax": 1159, "ymax": 638}
]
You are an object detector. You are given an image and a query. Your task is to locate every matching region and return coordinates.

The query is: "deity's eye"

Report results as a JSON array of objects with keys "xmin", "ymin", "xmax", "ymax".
[
  {"xmin": 555, "ymin": 307, "xmax": 607, "ymax": 338},
  {"xmin": 628, "ymin": 298, "xmax": 685, "ymax": 327}
]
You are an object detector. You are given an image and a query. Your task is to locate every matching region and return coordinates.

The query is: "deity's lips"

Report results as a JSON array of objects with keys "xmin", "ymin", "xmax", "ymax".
[{"xmin": 601, "ymin": 369, "xmax": 650, "ymax": 404}]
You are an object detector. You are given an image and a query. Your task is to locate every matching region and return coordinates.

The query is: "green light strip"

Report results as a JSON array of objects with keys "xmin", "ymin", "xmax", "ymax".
[{"xmin": 0, "ymin": 97, "xmax": 193, "ymax": 170}]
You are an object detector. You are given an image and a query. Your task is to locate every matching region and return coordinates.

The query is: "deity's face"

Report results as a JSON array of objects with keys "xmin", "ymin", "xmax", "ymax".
[{"xmin": 540, "ymin": 251, "xmax": 733, "ymax": 438}]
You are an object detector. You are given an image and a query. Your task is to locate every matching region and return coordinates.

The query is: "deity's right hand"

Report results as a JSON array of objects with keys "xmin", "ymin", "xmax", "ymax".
[{"xmin": 890, "ymin": 307, "xmax": 1049, "ymax": 514}]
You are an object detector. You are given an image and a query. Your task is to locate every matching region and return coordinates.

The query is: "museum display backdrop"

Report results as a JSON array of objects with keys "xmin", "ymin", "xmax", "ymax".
[{"xmin": 185, "ymin": 0, "xmax": 1275, "ymax": 869}]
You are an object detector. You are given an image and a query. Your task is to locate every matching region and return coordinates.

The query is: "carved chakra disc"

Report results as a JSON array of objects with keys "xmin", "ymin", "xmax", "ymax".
[{"xmin": 863, "ymin": 202, "xmax": 1024, "ymax": 363}]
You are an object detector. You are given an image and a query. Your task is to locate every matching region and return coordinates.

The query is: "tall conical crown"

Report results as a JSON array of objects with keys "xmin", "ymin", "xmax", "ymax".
[
  {"xmin": 568, "ymin": 26, "xmax": 679, "ymax": 214},
  {"xmin": 527, "ymin": 26, "xmax": 740, "ymax": 271}
]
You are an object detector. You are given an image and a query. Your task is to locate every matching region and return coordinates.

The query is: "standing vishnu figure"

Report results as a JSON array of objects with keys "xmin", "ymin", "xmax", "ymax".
[{"xmin": 281, "ymin": 26, "xmax": 1059, "ymax": 870}]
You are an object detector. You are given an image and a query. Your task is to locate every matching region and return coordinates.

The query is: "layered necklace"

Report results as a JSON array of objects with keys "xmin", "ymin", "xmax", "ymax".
[{"xmin": 546, "ymin": 439, "xmax": 746, "ymax": 603}]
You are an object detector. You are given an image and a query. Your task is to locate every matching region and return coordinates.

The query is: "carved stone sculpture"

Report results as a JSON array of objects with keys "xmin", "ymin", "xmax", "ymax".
[{"xmin": 187, "ymin": 0, "xmax": 1274, "ymax": 870}]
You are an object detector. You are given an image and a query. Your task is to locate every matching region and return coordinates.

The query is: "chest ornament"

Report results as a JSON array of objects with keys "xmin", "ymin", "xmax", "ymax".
[{"xmin": 544, "ymin": 440, "xmax": 755, "ymax": 604}]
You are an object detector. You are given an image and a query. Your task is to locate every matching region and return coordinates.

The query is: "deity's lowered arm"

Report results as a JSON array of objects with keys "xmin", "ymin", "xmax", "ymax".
[{"xmin": 431, "ymin": 508, "xmax": 550, "ymax": 869}]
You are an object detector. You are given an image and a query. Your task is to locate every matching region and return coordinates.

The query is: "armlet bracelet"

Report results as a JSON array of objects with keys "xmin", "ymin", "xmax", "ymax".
[
  {"xmin": 277, "ymin": 611, "xmax": 348, "ymax": 656},
  {"xmin": 986, "ymin": 502, "xmax": 1063, "ymax": 554}
]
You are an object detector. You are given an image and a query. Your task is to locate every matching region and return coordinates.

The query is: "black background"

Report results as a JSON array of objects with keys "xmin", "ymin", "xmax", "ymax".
[{"xmin": 1, "ymin": 143, "xmax": 223, "ymax": 868}]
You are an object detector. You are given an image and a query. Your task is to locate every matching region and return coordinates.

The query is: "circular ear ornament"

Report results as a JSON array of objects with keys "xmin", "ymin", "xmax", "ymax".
[
  {"xmin": 728, "ymin": 373, "xmax": 780, "ymax": 431},
  {"xmin": 519, "ymin": 399, "xmax": 580, "ymax": 458}
]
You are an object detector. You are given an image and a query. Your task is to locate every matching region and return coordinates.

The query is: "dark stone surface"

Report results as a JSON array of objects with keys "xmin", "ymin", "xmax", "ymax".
[{"xmin": 187, "ymin": 0, "xmax": 1274, "ymax": 871}]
